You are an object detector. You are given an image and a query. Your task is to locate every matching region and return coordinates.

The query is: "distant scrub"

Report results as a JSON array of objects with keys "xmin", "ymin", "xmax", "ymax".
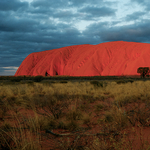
[
  {"xmin": 0, "ymin": 75, "xmax": 143, "ymax": 82},
  {"xmin": 10, "ymin": 76, "xmax": 23, "ymax": 82}
]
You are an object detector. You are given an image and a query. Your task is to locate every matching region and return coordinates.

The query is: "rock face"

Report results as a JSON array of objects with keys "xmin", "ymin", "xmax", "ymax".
[{"xmin": 15, "ymin": 41, "xmax": 150, "ymax": 76}]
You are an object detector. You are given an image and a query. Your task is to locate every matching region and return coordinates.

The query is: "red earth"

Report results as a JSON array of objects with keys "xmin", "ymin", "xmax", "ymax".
[
  {"xmin": 1, "ymin": 97, "xmax": 150, "ymax": 150},
  {"xmin": 15, "ymin": 41, "xmax": 150, "ymax": 76}
]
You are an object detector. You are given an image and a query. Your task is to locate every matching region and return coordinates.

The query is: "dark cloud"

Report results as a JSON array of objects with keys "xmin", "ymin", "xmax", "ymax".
[
  {"xmin": 83, "ymin": 19, "xmax": 150, "ymax": 43},
  {"xmin": 68, "ymin": 0, "xmax": 100, "ymax": 6},
  {"xmin": 53, "ymin": 11, "xmax": 78, "ymax": 20},
  {"xmin": 68, "ymin": 0, "xmax": 116, "ymax": 7},
  {"xmin": 125, "ymin": 11, "xmax": 146, "ymax": 21},
  {"xmin": 0, "ymin": 0, "xmax": 150, "ymax": 75},
  {"xmin": 132, "ymin": 0, "xmax": 150, "ymax": 10},
  {"xmin": 0, "ymin": 17, "xmax": 38, "ymax": 32},
  {"xmin": 31, "ymin": 0, "xmax": 106, "ymax": 8},
  {"xmin": 31, "ymin": 0, "xmax": 69, "ymax": 9},
  {"xmin": 132, "ymin": 0, "xmax": 146, "ymax": 4},
  {"xmin": 0, "ymin": 0, "xmax": 28, "ymax": 11},
  {"xmin": 80, "ymin": 6, "xmax": 116, "ymax": 17},
  {"xmin": 79, "ymin": 6, "xmax": 116, "ymax": 20}
]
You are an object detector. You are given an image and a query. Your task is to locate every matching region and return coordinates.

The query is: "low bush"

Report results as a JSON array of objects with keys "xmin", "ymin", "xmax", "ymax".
[
  {"xmin": 116, "ymin": 80, "xmax": 126, "ymax": 84},
  {"xmin": 90, "ymin": 80, "xmax": 103, "ymax": 87},
  {"xmin": 59, "ymin": 80, "xmax": 68, "ymax": 83},
  {"xmin": 33, "ymin": 76, "xmax": 43, "ymax": 82}
]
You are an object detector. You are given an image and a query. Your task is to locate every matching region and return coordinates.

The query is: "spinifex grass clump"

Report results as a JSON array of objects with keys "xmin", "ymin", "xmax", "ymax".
[
  {"xmin": 0, "ymin": 79, "xmax": 150, "ymax": 149},
  {"xmin": 0, "ymin": 102, "xmax": 41, "ymax": 150}
]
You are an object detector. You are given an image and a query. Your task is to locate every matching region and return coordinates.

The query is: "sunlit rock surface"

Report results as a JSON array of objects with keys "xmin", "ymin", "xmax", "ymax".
[{"xmin": 15, "ymin": 41, "xmax": 150, "ymax": 76}]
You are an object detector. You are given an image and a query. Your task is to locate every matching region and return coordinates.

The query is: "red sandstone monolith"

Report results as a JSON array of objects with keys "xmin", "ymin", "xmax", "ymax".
[{"xmin": 15, "ymin": 41, "xmax": 150, "ymax": 76}]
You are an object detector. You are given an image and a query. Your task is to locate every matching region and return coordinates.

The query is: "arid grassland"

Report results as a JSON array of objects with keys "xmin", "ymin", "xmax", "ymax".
[{"xmin": 0, "ymin": 79, "xmax": 150, "ymax": 150}]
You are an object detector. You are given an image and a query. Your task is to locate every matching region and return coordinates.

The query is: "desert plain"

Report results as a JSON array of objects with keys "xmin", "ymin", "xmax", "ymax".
[{"xmin": 0, "ymin": 76, "xmax": 150, "ymax": 150}]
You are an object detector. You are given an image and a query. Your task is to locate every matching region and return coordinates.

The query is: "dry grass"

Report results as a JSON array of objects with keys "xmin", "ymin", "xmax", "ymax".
[{"xmin": 0, "ymin": 80, "xmax": 150, "ymax": 149}]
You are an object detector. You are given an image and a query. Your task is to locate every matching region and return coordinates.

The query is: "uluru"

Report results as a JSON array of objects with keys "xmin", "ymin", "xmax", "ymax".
[{"xmin": 15, "ymin": 41, "xmax": 150, "ymax": 76}]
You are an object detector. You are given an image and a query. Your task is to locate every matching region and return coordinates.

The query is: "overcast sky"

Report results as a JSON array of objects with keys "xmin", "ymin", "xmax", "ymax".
[{"xmin": 0, "ymin": 0, "xmax": 150, "ymax": 75}]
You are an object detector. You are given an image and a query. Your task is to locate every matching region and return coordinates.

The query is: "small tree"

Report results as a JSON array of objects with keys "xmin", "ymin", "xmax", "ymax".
[{"xmin": 137, "ymin": 67, "xmax": 149, "ymax": 78}]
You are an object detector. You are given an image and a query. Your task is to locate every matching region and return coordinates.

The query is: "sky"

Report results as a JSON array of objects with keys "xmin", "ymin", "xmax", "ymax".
[{"xmin": 0, "ymin": 0, "xmax": 150, "ymax": 76}]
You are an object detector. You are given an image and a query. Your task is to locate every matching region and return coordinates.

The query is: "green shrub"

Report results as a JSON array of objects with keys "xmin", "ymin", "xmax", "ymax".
[
  {"xmin": 59, "ymin": 80, "xmax": 68, "ymax": 83},
  {"xmin": 116, "ymin": 80, "xmax": 126, "ymax": 84},
  {"xmin": 33, "ymin": 76, "xmax": 43, "ymax": 82},
  {"xmin": 127, "ymin": 79, "xmax": 134, "ymax": 83},
  {"xmin": 90, "ymin": 81, "xmax": 103, "ymax": 87}
]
